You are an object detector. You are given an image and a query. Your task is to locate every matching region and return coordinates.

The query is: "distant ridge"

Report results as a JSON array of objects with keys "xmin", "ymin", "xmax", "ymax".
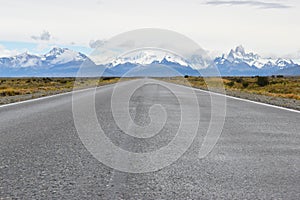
[{"xmin": 0, "ymin": 46, "xmax": 299, "ymax": 77}]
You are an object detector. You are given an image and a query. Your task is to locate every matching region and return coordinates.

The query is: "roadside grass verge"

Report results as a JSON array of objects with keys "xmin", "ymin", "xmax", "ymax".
[
  {"xmin": 160, "ymin": 76, "xmax": 300, "ymax": 100},
  {"xmin": 0, "ymin": 77, "xmax": 123, "ymax": 105},
  {"xmin": 159, "ymin": 76, "xmax": 300, "ymax": 110}
]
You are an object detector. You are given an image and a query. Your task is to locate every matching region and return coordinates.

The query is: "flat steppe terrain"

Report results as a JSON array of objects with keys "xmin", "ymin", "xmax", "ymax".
[{"xmin": 0, "ymin": 76, "xmax": 299, "ymax": 110}]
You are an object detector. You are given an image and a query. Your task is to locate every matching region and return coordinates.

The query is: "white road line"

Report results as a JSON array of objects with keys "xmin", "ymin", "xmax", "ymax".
[
  {"xmin": 1, "ymin": 78, "xmax": 299, "ymax": 114},
  {"xmin": 169, "ymin": 82, "xmax": 300, "ymax": 114},
  {"xmin": 0, "ymin": 80, "xmax": 139, "ymax": 109},
  {"xmin": 0, "ymin": 84, "xmax": 112, "ymax": 109}
]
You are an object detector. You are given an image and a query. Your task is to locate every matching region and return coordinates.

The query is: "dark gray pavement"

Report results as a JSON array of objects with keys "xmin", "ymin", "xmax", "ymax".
[{"xmin": 1, "ymin": 79, "xmax": 300, "ymax": 199}]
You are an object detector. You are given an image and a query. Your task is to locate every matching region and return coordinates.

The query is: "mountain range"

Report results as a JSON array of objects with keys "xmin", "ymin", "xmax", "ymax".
[
  {"xmin": 0, "ymin": 46, "xmax": 299, "ymax": 77},
  {"xmin": 213, "ymin": 46, "xmax": 299, "ymax": 76}
]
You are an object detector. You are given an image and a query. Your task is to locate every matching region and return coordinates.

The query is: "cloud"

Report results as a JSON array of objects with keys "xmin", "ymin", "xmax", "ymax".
[
  {"xmin": 89, "ymin": 40, "xmax": 106, "ymax": 48},
  {"xmin": 205, "ymin": 0, "xmax": 291, "ymax": 9},
  {"xmin": 0, "ymin": 45, "xmax": 20, "ymax": 58},
  {"xmin": 31, "ymin": 31, "xmax": 51, "ymax": 41},
  {"xmin": 35, "ymin": 43, "xmax": 50, "ymax": 52}
]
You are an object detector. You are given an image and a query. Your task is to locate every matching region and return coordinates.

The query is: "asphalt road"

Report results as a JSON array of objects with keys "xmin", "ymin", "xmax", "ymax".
[{"xmin": 1, "ymin": 79, "xmax": 300, "ymax": 199}]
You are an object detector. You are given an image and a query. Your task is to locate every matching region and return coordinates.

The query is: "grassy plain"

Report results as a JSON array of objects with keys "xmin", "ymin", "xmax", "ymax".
[
  {"xmin": 0, "ymin": 76, "xmax": 299, "ymax": 107},
  {"xmin": 0, "ymin": 77, "xmax": 121, "ymax": 104},
  {"xmin": 163, "ymin": 76, "xmax": 300, "ymax": 100}
]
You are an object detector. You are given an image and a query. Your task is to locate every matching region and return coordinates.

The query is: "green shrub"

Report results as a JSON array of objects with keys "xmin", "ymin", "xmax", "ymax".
[
  {"xmin": 242, "ymin": 81, "xmax": 249, "ymax": 88},
  {"xmin": 59, "ymin": 80, "xmax": 68, "ymax": 84},
  {"xmin": 102, "ymin": 77, "xmax": 115, "ymax": 81},
  {"xmin": 42, "ymin": 77, "xmax": 52, "ymax": 83},
  {"xmin": 257, "ymin": 77, "xmax": 269, "ymax": 87},
  {"xmin": 0, "ymin": 90, "xmax": 20, "ymax": 96},
  {"xmin": 235, "ymin": 78, "xmax": 243, "ymax": 83},
  {"xmin": 227, "ymin": 81, "xmax": 234, "ymax": 87}
]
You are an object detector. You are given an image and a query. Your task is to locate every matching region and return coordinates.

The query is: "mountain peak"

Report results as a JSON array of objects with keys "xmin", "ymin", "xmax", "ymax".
[
  {"xmin": 1, "ymin": 46, "xmax": 299, "ymax": 77},
  {"xmin": 235, "ymin": 45, "xmax": 245, "ymax": 54},
  {"xmin": 111, "ymin": 50, "xmax": 189, "ymax": 67},
  {"xmin": 13, "ymin": 51, "xmax": 36, "ymax": 58},
  {"xmin": 214, "ymin": 46, "xmax": 299, "ymax": 74},
  {"xmin": 227, "ymin": 45, "xmax": 260, "ymax": 64},
  {"xmin": 46, "ymin": 47, "xmax": 69, "ymax": 56},
  {"xmin": 228, "ymin": 45, "xmax": 248, "ymax": 58},
  {"xmin": 235, "ymin": 45, "xmax": 246, "ymax": 55}
]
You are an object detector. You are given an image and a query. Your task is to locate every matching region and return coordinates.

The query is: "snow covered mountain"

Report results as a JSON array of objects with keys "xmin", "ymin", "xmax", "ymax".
[
  {"xmin": 0, "ymin": 53, "xmax": 41, "ymax": 68},
  {"xmin": 214, "ymin": 46, "xmax": 299, "ymax": 76},
  {"xmin": 107, "ymin": 46, "xmax": 299, "ymax": 76},
  {"xmin": 109, "ymin": 51, "xmax": 189, "ymax": 67},
  {"xmin": 0, "ymin": 46, "xmax": 299, "ymax": 77},
  {"xmin": 109, "ymin": 58, "xmax": 199, "ymax": 77},
  {"xmin": 43, "ymin": 47, "xmax": 88, "ymax": 65},
  {"xmin": 216, "ymin": 45, "xmax": 297, "ymax": 69},
  {"xmin": 105, "ymin": 50, "xmax": 200, "ymax": 77},
  {"xmin": 0, "ymin": 48, "xmax": 90, "ymax": 76},
  {"xmin": 0, "ymin": 47, "xmax": 87, "ymax": 68}
]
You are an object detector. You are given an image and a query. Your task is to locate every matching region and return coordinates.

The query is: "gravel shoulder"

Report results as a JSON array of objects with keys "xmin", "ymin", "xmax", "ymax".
[
  {"xmin": 168, "ymin": 82, "xmax": 300, "ymax": 111},
  {"xmin": 224, "ymin": 89, "xmax": 300, "ymax": 111},
  {"xmin": 0, "ymin": 89, "xmax": 72, "ymax": 105}
]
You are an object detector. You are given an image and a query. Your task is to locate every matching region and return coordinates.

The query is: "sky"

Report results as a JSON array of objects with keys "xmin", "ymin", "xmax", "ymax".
[{"xmin": 0, "ymin": 0, "xmax": 299, "ymax": 58}]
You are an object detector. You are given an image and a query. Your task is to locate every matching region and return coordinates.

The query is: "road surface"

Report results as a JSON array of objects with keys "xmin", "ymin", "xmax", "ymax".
[{"xmin": 1, "ymin": 79, "xmax": 300, "ymax": 199}]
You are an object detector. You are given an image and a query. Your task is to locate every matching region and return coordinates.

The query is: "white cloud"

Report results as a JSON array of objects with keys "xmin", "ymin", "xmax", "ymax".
[
  {"xmin": 35, "ymin": 43, "xmax": 50, "ymax": 52},
  {"xmin": 89, "ymin": 40, "xmax": 106, "ymax": 48},
  {"xmin": 31, "ymin": 31, "xmax": 51, "ymax": 41},
  {"xmin": 206, "ymin": 0, "xmax": 291, "ymax": 9},
  {"xmin": 0, "ymin": 45, "xmax": 20, "ymax": 58},
  {"xmin": 281, "ymin": 49, "xmax": 300, "ymax": 59},
  {"xmin": 0, "ymin": 0, "xmax": 299, "ymax": 56}
]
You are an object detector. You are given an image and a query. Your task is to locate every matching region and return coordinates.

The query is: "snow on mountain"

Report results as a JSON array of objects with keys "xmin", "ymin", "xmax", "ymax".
[
  {"xmin": 216, "ymin": 45, "xmax": 298, "ymax": 70},
  {"xmin": 11, "ymin": 52, "xmax": 40, "ymax": 67},
  {"xmin": 0, "ymin": 46, "xmax": 299, "ymax": 77},
  {"xmin": 106, "ymin": 50, "xmax": 201, "ymax": 77},
  {"xmin": 224, "ymin": 45, "xmax": 269, "ymax": 68},
  {"xmin": 44, "ymin": 47, "xmax": 87, "ymax": 65},
  {"xmin": 0, "ymin": 47, "xmax": 88, "ymax": 69},
  {"xmin": 0, "ymin": 47, "xmax": 91, "ymax": 77},
  {"xmin": 293, "ymin": 59, "xmax": 300, "ymax": 65},
  {"xmin": 111, "ymin": 50, "xmax": 189, "ymax": 67},
  {"xmin": 0, "ymin": 52, "xmax": 41, "ymax": 68},
  {"xmin": 227, "ymin": 45, "xmax": 259, "ymax": 64},
  {"xmin": 274, "ymin": 58, "xmax": 295, "ymax": 69}
]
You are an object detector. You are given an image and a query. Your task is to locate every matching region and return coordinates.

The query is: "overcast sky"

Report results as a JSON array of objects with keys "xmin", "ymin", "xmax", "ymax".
[{"xmin": 0, "ymin": 0, "xmax": 299, "ymax": 58}]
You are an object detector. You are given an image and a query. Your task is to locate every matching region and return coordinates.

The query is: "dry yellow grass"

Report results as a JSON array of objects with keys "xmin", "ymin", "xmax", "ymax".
[
  {"xmin": 160, "ymin": 76, "xmax": 300, "ymax": 100},
  {"xmin": 0, "ymin": 77, "xmax": 121, "ymax": 97},
  {"xmin": 1, "ymin": 76, "xmax": 299, "ymax": 101}
]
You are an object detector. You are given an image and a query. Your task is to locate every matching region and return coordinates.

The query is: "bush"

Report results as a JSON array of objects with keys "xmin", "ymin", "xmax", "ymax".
[
  {"xmin": 227, "ymin": 81, "xmax": 234, "ymax": 87},
  {"xmin": 184, "ymin": 75, "xmax": 189, "ymax": 78},
  {"xmin": 257, "ymin": 76, "xmax": 269, "ymax": 87},
  {"xmin": 235, "ymin": 78, "xmax": 243, "ymax": 83},
  {"xmin": 42, "ymin": 77, "xmax": 52, "ymax": 83},
  {"xmin": 0, "ymin": 90, "xmax": 20, "ymax": 96},
  {"xmin": 59, "ymin": 80, "xmax": 68, "ymax": 84},
  {"xmin": 102, "ymin": 77, "xmax": 115, "ymax": 81},
  {"xmin": 242, "ymin": 81, "xmax": 249, "ymax": 88}
]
